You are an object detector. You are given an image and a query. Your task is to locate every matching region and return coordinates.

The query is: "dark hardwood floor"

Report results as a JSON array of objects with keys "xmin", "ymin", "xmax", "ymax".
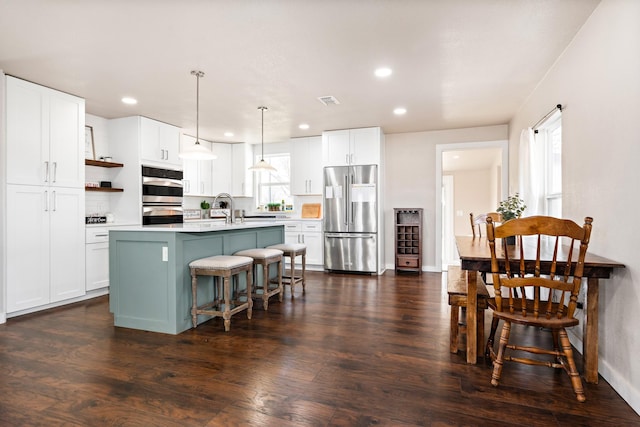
[{"xmin": 0, "ymin": 271, "xmax": 638, "ymax": 426}]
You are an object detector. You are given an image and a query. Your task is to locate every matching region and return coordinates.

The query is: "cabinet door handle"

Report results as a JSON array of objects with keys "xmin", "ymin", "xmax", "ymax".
[
  {"xmin": 44, "ymin": 161, "xmax": 49, "ymax": 182},
  {"xmin": 350, "ymin": 153, "xmax": 354, "ymax": 164},
  {"xmin": 52, "ymin": 162, "xmax": 57, "ymax": 183},
  {"xmin": 44, "ymin": 190, "xmax": 49, "ymax": 211},
  {"xmin": 52, "ymin": 190, "xmax": 57, "ymax": 211},
  {"xmin": 346, "ymin": 154, "xmax": 349, "ymax": 164},
  {"xmin": 95, "ymin": 234, "xmax": 108, "ymax": 237},
  {"xmin": 200, "ymin": 182, "xmax": 204, "ymax": 194}
]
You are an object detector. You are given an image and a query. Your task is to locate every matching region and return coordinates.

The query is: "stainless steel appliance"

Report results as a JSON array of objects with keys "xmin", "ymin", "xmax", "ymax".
[
  {"xmin": 141, "ymin": 166, "xmax": 183, "ymax": 225},
  {"xmin": 323, "ymin": 164, "xmax": 378, "ymax": 273}
]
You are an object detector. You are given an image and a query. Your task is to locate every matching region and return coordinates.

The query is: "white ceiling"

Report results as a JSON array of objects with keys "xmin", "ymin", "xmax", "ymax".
[{"xmin": 0, "ymin": 0, "xmax": 599, "ymax": 144}]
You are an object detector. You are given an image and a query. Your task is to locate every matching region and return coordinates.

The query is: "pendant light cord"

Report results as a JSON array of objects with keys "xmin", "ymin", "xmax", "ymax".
[
  {"xmin": 191, "ymin": 70, "xmax": 205, "ymax": 144},
  {"xmin": 258, "ymin": 106, "xmax": 268, "ymax": 160}
]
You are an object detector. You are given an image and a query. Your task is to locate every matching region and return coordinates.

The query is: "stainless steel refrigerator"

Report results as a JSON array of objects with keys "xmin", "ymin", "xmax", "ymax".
[{"xmin": 323, "ymin": 165, "xmax": 378, "ymax": 273}]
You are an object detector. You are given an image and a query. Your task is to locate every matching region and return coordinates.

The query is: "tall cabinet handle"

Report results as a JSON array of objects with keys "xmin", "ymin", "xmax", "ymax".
[
  {"xmin": 52, "ymin": 191, "xmax": 57, "ymax": 211},
  {"xmin": 44, "ymin": 161, "xmax": 49, "ymax": 182},
  {"xmin": 44, "ymin": 190, "xmax": 49, "ymax": 211},
  {"xmin": 52, "ymin": 162, "xmax": 57, "ymax": 183}
]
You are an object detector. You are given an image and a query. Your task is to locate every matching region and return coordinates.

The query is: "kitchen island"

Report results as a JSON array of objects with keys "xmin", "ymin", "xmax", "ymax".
[{"xmin": 109, "ymin": 222, "xmax": 284, "ymax": 334}]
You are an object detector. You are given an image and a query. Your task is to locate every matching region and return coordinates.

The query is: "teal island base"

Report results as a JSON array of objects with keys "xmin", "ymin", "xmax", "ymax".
[{"xmin": 109, "ymin": 223, "xmax": 284, "ymax": 334}]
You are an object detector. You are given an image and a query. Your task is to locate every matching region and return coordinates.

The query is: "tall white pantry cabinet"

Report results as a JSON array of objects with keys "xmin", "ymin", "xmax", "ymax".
[{"xmin": 2, "ymin": 75, "xmax": 86, "ymax": 315}]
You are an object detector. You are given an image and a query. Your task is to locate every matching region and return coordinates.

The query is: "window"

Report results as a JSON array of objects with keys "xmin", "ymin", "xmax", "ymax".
[
  {"xmin": 538, "ymin": 114, "xmax": 562, "ymax": 217},
  {"xmin": 255, "ymin": 153, "xmax": 291, "ymax": 207}
]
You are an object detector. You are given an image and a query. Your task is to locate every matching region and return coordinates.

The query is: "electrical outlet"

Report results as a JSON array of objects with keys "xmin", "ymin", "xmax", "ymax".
[
  {"xmin": 162, "ymin": 246, "xmax": 168, "ymax": 262},
  {"xmin": 576, "ymin": 302, "xmax": 584, "ymax": 310}
]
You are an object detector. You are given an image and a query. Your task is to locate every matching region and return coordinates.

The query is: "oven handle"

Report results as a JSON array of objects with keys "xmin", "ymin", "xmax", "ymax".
[
  {"xmin": 143, "ymin": 206, "xmax": 184, "ymax": 215},
  {"xmin": 142, "ymin": 176, "xmax": 184, "ymax": 187}
]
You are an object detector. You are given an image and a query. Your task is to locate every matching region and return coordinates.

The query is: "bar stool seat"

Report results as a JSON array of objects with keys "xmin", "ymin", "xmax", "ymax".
[
  {"xmin": 189, "ymin": 255, "xmax": 254, "ymax": 332},
  {"xmin": 234, "ymin": 248, "xmax": 283, "ymax": 310},
  {"xmin": 266, "ymin": 243, "xmax": 306, "ymax": 297}
]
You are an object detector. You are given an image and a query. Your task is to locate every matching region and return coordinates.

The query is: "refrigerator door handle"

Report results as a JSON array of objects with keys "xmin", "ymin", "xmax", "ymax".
[
  {"xmin": 325, "ymin": 233, "xmax": 375, "ymax": 239},
  {"xmin": 343, "ymin": 174, "xmax": 349, "ymax": 226},
  {"xmin": 350, "ymin": 173, "xmax": 355, "ymax": 226}
]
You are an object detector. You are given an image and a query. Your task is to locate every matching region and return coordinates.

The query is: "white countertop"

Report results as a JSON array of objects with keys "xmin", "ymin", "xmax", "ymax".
[{"xmin": 109, "ymin": 221, "xmax": 286, "ymax": 233}]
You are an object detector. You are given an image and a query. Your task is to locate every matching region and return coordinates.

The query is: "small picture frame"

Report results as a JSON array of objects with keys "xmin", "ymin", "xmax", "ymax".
[{"xmin": 85, "ymin": 125, "xmax": 95, "ymax": 160}]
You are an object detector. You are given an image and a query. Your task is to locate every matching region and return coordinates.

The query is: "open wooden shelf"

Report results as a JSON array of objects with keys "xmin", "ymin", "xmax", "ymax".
[
  {"xmin": 85, "ymin": 159, "xmax": 124, "ymax": 168},
  {"xmin": 85, "ymin": 186, "xmax": 124, "ymax": 192}
]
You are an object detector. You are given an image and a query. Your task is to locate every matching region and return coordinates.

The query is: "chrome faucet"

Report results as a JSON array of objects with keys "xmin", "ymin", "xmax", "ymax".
[{"xmin": 213, "ymin": 192, "xmax": 234, "ymax": 224}]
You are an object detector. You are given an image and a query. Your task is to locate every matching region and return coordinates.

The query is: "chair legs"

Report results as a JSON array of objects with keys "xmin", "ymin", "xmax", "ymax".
[
  {"xmin": 559, "ymin": 329, "xmax": 586, "ymax": 402},
  {"xmin": 490, "ymin": 321, "xmax": 586, "ymax": 402},
  {"xmin": 485, "ymin": 317, "xmax": 500, "ymax": 359},
  {"xmin": 491, "ymin": 321, "xmax": 510, "ymax": 387}
]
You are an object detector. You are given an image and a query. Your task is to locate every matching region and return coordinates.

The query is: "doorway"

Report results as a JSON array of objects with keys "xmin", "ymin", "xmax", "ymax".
[{"xmin": 435, "ymin": 141, "xmax": 508, "ymax": 271}]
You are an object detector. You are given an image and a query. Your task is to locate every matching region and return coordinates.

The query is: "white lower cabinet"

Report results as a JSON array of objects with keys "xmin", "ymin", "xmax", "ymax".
[
  {"xmin": 6, "ymin": 184, "xmax": 85, "ymax": 313},
  {"xmin": 85, "ymin": 227, "xmax": 110, "ymax": 291},
  {"xmin": 283, "ymin": 220, "xmax": 323, "ymax": 267}
]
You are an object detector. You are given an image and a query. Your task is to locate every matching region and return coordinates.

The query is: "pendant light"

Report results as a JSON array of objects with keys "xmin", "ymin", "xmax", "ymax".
[
  {"xmin": 249, "ymin": 106, "xmax": 276, "ymax": 172},
  {"xmin": 179, "ymin": 70, "xmax": 217, "ymax": 160}
]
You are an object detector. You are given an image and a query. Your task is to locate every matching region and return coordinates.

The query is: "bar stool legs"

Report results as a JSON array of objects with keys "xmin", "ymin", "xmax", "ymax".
[
  {"xmin": 266, "ymin": 243, "xmax": 307, "ymax": 298},
  {"xmin": 189, "ymin": 255, "xmax": 254, "ymax": 332},
  {"xmin": 234, "ymin": 248, "xmax": 284, "ymax": 310}
]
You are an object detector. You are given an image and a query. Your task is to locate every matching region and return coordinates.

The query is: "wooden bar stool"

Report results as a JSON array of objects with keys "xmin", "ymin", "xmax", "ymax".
[
  {"xmin": 266, "ymin": 243, "xmax": 306, "ymax": 297},
  {"xmin": 189, "ymin": 255, "xmax": 254, "ymax": 332},
  {"xmin": 234, "ymin": 248, "xmax": 284, "ymax": 310}
]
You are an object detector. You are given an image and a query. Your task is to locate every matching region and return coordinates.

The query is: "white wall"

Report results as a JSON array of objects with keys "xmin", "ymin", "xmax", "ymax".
[
  {"xmin": 85, "ymin": 114, "xmax": 113, "ymax": 217},
  {"xmin": 508, "ymin": 0, "xmax": 640, "ymax": 413},
  {"xmin": 384, "ymin": 125, "xmax": 508, "ymax": 270},
  {"xmin": 450, "ymin": 169, "xmax": 493, "ymax": 236}
]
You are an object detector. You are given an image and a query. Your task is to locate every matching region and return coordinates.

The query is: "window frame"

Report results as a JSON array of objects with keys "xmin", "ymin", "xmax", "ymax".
[
  {"xmin": 537, "ymin": 112, "xmax": 562, "ymax": 217},
  {"xmin": 254, "ymin": 152, "xmax": 291, "ymax": 207}
]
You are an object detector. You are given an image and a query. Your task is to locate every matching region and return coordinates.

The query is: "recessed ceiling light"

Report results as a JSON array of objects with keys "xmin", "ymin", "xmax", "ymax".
[
  {"xmin": 121, "ymin": 97, "xmax": 137, "ymax": 105},
  {"xmin": 224, "ymin": 132, "xmax": 234, "ymax": 137},
  {"xmin": 299, "ymin": 123, "xmax": 310, "ymax": 130},
  {"xmin": 393, "ymin": 107, "xmax": 407, "ymax": 115},
  {"xmin": 375, "ymin": 67, "xmax": 392, "ymax": 78},
  {"xmin": 453, "ymin": 155, "xmax": 460, "ymax": 159}
]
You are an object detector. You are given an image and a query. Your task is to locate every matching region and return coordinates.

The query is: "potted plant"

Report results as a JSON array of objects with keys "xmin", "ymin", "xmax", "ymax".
[
  {"xmin": 200, "ymin": 200, "xmax": 211, "ymax": 218},
  {"xmin": 496, "ymin": 193, "xmax": 526, "ymax": 244},
  {"xmin": 496, "ymin": 193, "xmax": 526, "ymax": 221},
  {"xmin": 267, "ymin": 202, "xmax": 281, "ymax": 212}
]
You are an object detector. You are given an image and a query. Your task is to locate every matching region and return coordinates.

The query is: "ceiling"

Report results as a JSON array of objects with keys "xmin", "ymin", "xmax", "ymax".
[{"xmin": 0, "ymin": 0, "xmax": 599, "ymax": 144}]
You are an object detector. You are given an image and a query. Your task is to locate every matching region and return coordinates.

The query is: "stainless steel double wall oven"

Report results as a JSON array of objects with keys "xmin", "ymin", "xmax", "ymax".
[{"xmin": 141, "ymin": 166, "xmax": 183, "ymax": 225}]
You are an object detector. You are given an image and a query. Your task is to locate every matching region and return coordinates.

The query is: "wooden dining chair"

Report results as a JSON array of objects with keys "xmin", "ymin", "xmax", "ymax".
[
  {"xmin": 469, "ymin": 212, "xmax": 503, "ymax": 238},
  {"xmin": 485, "ymin": 215, "xmax": 593, "ymax": 402}
]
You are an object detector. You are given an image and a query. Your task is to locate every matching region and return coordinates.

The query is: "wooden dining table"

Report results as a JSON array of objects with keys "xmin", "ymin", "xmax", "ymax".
[{"xmin": 455, "ymin": 235, "xmax": 625, "ymax": 384}]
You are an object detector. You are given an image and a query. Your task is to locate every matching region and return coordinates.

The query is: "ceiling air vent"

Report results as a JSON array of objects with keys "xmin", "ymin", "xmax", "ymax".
[{"xmin": 317, "ymin": 95, "xmax": 340, "ymax": 106}]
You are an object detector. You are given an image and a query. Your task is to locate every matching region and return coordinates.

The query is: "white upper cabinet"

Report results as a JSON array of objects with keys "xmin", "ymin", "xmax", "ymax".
[
  {"xmin": 140, "ymin": 117, "xmax": 181, "ymax": 168},
  {"xmin": 322, "ymin": 127, "xmax": 383, "ymax": 166},
  {"xmin": 231, "ymin": 143, "xmax": 253, "ymax": 197},
  {"xmin": 211, "ymin": 142, "xmax": 232, "ymax": 195},
  {"xmin": 291, "ymin": 136, "xmax": 322, "ymax": 195},
  {"xmin": 181, "ymin": 134, "xmax": 213, "ymax": 196},
  {"xmin": 6, "ymin": 76, "xmax": 84, "ymax": 188}
]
